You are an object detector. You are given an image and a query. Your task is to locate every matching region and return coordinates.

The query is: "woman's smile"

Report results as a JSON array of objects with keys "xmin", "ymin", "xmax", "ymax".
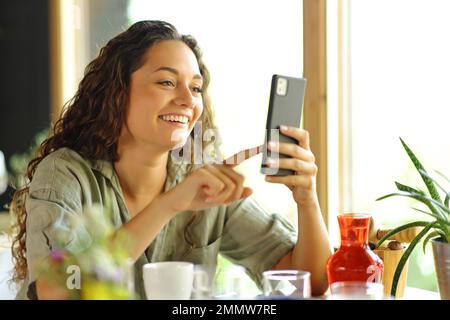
[{"xmin": 158, "ymin": 113, "xmax": 191, "ymax": 128}]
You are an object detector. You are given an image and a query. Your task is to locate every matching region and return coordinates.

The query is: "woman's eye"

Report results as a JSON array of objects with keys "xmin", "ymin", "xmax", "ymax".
[
  {"xmin": 158, "ymin": 80, "xmax": 175, "ymax": 87},
  {"xmin": 192, "ymin": 86, "xmax": 203, "ymax": 93}
]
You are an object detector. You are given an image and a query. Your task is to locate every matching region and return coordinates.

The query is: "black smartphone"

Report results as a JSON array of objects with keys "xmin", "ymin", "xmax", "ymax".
[{"xmin": 261, "ymin": 75, "xmax": 307, "ymax": 176}]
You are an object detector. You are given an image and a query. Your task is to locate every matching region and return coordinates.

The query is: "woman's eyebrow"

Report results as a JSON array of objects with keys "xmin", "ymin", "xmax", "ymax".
[{"xmin": 153, "ymin": 66, "xmax": 203, "ymax": 80}]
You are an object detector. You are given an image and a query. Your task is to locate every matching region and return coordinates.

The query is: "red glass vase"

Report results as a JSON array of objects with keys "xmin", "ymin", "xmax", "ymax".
[{"xmin": 326, "ymin": 213, "xmax": 383, "ymax": 285}]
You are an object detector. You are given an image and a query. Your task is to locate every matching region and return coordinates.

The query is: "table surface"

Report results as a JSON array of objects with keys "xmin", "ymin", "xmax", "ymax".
[
  {"xmin": 321, "ymin": 285, "xmax": 440, "ymax": 300},
  {"xmin": 401, "ymin": 286, "xmax": 440, "ymax": 300}
]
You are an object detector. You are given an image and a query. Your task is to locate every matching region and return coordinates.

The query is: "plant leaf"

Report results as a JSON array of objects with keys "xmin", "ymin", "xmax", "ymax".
[
  {"xmin": 431, "ymin": 170, "xmax": 450, "ymax": 207},
  {"xmin": 418, "ymin": 169, "xmax": 448, "ymax": 200},
  {"xmin": 411, "ymin": 208, "xmax": 450, "ymax": 227},
  {"xmin": 426, "ymin": 171, "xmax": 450, "ymax": 208},
  {"xmin": 399, "ymin": 138, "xmax": 442, "ymax": 203},
  {"xmin": 422, "ymin": 231, "xmax": 444, "ymax": 254},
  {"xmin": 395, "ymin": 182, "xmax": 425, "ymax": 195},
  {"xmin": 376, "ymin": 192, "xmax": 407, "ymax": 202},
  {"xmin": 375, "ymin": 221, "xmax": 430, "ymax": 248},
  {"xmin": 377, "ymin": 192, "xmax": 449, "ymax": 222},
  {"xmin": 390, "ymin": 222, "xmax": 436, "ymax": 297},
  {"xmin": 414, "ymin": 194, "xmax": 450, "ymax": 221},
  {"xmin": 434, "ymin": 170, "xmax": 450, "ymax": 184},
  {"xmin": 394, "ymin": 181, "xmax": 446, "ymax": 215}
]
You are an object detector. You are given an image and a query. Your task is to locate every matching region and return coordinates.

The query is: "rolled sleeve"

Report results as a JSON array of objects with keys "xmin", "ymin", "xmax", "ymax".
[{"xmin": 220, "ymin": 197, "xmax": 297, "ymax": 287}]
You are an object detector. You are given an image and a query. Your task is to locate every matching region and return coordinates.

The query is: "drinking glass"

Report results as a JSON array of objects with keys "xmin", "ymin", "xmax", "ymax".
[
  {"xmin": 262, "ymin": 270, "xmax": 311, "ymax": 298},
  {"xmin": 329, "ymin": 281, "xmax": 385, "ymax": 300},
  {"xmin": 191, "ymin": 264, "xmax": 215, "ymax": 300},
  {"xmin": 212, "ymin": 265, "xmax": 246, "ymax": 299}
]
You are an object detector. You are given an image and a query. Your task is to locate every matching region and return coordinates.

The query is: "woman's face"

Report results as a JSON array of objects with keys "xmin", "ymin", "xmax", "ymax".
[{"xmin": 124, "ymin": 40, "xmax": 204, "ymax": 151}]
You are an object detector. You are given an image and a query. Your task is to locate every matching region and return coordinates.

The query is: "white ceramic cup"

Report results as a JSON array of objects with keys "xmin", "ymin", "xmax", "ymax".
[{"xmin": 143, "ymin": 261, "xmax": 194, "ymax": 300}]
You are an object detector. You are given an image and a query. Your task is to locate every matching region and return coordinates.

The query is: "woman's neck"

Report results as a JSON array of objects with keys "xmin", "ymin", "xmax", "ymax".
[{"xmin": 114, "ymin": 144, "xmax": 169, "ymax": 201}]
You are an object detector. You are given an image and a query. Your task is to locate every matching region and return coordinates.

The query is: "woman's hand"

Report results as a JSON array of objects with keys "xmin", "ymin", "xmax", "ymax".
[
  {"xmin": 264, "ymin": 126, "xmax": 319, "ymax": 206},
  {"xmin": 159, "ymin": 146, "xmax": 262, "ymax": 214}
]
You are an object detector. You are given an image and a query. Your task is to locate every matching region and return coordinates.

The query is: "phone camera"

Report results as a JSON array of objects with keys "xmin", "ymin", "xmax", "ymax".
[{"xmin": 276, "ymin": 78, "xmax": 288, "ymax": 96}]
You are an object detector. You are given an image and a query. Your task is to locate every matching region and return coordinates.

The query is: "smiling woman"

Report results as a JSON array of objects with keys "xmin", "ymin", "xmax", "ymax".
[
  {"xmin": 9, "ymin": 20, "xmax": 331, "ymax": 300},
  {"xmin": 124, "ymin": 40, "xmax": 204, "ymax": 151}
]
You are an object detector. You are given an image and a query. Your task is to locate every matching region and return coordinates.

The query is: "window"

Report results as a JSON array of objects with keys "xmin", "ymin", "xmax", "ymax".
[{"xmin": 328, "ymin": 0, "xmax": 450, "ymax": 291}]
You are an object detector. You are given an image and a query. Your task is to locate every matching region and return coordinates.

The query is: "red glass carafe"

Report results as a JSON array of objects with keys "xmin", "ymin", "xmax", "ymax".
[{"xmin": 326, "ymin": 213, "xmax": 383, "ymax": 285}]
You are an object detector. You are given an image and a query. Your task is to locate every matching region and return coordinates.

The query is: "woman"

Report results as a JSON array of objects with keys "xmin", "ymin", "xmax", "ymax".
[{"xmin": 11, "ymin": 20, "xmax": 331, "ymax": 299}]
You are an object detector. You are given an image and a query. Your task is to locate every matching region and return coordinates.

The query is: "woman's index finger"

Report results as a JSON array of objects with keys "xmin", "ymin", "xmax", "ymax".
[{"xmin": 223, "ymin": 145, "xmax": 264, "ymax": 167}]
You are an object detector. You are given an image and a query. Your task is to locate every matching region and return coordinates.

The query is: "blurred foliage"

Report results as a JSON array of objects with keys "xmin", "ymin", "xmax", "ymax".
[
  {"xmin": 34, "ymin": 204, "xmax": 135, "ymax": 300},
  {"xmin": 8, "ymin": 128, "xmax": 49, "ymax": 190}
]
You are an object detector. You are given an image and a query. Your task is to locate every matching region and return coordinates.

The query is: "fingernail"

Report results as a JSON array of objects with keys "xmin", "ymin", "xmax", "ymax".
[
  {"xmin": 268, "ymin": 141, "xmax": 276, "ymax": 148},
  {"xmin": 205, "ymin": 197, "xmax": 214, "ymax": 203},
  {"xmin": 265, "ymin": 176, "xmax": 272, "ymax": 181},
  {"xmin": 280, "ymin": 125, "xmax": 288, "ymax": 132}
]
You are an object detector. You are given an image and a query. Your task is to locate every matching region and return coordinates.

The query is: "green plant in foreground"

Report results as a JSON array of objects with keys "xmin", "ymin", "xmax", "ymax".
[
  {"xmin": 376, "ymin": 138, "xmax": 450, "ymax": 297},
  {"xmin": 8, "ymin": 128, "xmax": 49, "ymax": 189},
  {"xmin": 33, "ymin": 203, "xmax": 135, "ymax": 299}
]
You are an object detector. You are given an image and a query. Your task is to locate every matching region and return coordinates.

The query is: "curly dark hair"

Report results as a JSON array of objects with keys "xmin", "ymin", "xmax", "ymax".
[{"xmin": 10, "ymin": 20, "xmax": 218, "ymax": 284}]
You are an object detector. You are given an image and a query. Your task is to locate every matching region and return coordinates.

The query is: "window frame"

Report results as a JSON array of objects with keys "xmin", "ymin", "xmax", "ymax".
[{"xmin": 303, "ymin": 0, "xmax": 329, "ymax": 227}]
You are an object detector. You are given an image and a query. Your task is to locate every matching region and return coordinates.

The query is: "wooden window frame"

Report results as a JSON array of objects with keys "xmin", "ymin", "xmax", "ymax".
[
  {"xmin": 303, "ymin": 0, "xmax": 329, "ymax": 226},
  {"xmin": 49, "ymin": 0, "xmax": 89, "ymax": 124}
]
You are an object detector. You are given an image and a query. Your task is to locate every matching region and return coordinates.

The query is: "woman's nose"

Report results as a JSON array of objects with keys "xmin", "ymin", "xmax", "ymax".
[{"xmin": 174, "ymin": 85, "xmax": 195, "ymax": 108}]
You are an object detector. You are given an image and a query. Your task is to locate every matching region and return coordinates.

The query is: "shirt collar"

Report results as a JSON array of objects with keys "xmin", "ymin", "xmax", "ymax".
[{"xmin": 88, "ymin": 158, "xmax": 115, "ymax": 181}]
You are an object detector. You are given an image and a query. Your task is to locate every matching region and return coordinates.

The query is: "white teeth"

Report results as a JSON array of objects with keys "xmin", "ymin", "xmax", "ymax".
[{"xmin": 160, "ymin": 115, "xmax": 189, "ymax": 124}]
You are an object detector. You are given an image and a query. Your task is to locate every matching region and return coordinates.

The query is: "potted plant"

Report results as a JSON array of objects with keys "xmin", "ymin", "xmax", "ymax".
[{"xmin": 375, "ymin": 138, "xmax": 450, "ymax": 299}]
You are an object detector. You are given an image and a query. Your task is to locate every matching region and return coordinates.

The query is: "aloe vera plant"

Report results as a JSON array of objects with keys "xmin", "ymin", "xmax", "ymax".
[{"xmin": 375, "ymin": 138, "xmax": 450, "ymax": 297}]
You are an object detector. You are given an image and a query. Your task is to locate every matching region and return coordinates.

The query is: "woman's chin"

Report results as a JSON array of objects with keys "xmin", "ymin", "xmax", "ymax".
[
  {"xmin": 169, "ymin": 139, "xmax": 188, "ymax": 150},
  {"xmin": 168, "ymin": 128, "xmax": 190, "ymax": 150}
]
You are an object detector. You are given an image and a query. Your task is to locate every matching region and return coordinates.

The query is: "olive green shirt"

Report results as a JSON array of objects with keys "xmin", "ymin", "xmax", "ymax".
[{"xmin": 16, "ymin": 148, "xmax": 297, "ymax": 300}]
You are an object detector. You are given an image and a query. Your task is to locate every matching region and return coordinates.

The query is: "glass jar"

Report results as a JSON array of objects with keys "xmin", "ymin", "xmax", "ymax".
[{"xmin": 326, "ymin": 213, "xmax": 383, "ymax": 285}]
